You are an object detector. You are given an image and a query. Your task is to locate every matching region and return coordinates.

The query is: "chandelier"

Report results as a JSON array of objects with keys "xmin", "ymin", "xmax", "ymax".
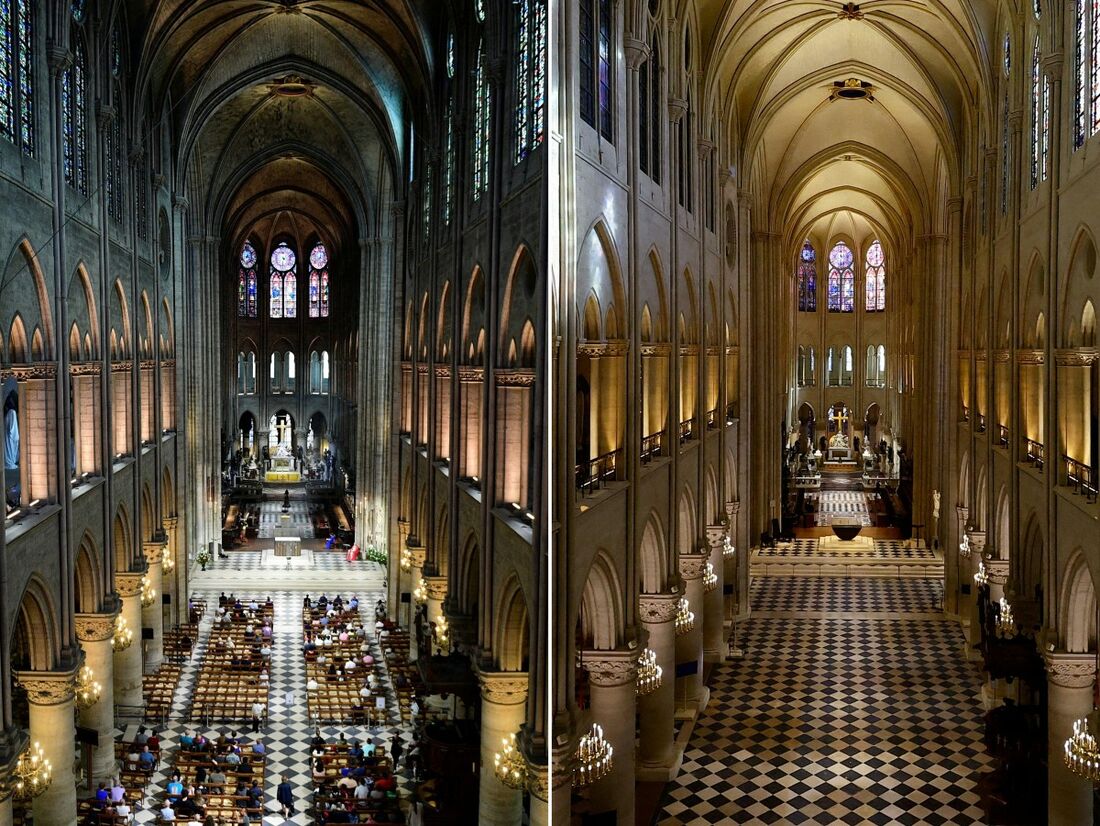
[
  {"xmin": 161, "ymin": 544, "xmax": 174, "ymax": 573},
  {"xmin": 74, "ymin": 665, "xmax": 102, "ymax": 709},
  {"xmin": 413, "ymin": 578, "xmax": 428, "ymax": 604},
  {"xmin": 11, "ymin": 741, "xmax": 51, "ymax": 801},
  {"xmin": 433, "ymin": 615, "xmax": 450, "ymax": 653},
  {"xmin": 400, "ymin": 546, "xmax": 412, "ymax": 573},
  {"xmin": 723, "ymin": 536, "xmax": 735, "ymax": 558},
  {"xmin": 703, "ymin": 562, "xmax": 718, "ymax": 593},
  {"xmin": 112, "ymin": 615, "xmax": 134, "ymax": 652},
  {"xmin": 994, "ymin": 597, "xmax": 1017, "ymax": 639},
  {"xmin": 573, "ymin": 723, "xmax": 613, "ymax": 787},
  {"xmin": 1066, "ymin": 711, "xmax": 1100, "ymax": 782},
  {"xmin": 973, "ymin": 560, "xmax": 989, "ymax": 586},
  {"xmin": 958, "ymin": 533, "xmax": 972, "ymax": 559},
  {"xmin": 636, "ymin": 648, "xmax": 662, "ymax": 696},
  {"xmin": 674, "ymin": 598, "xmax": 695, "ymax": 635},
  {"xmin": 140, "ymin": 575, "xmax": 156, "ymax": 608},
  {"xmin": 493, "ymin": 731, "xmax": 527, "ymax": 790}
]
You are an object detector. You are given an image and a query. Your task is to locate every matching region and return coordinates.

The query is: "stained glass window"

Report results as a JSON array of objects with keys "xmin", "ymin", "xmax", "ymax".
[
  {"xmin": 473, "ymin": 41, "xmax": 491, "ymax": 200},
  {"xmin": 16, "ymin": 0, "xmax": 32, "ymax": 154},
  {"xmin": 71, "ymin": 0, "xmax": 84, "ymax": 22},
  {"xmin": 1041, "ymin": 72, "xmax": 1049, "ymax": 181},
  {"xmin": 443, "ymin": 99, "xmax": 455, "ymax": 223},
  {"xmin": 598, "ymin": 0, "xmax": 612, "ymax": 140},
  {"xmin": 514, "ymin": 0, "xmax": 547, "ymax": 163},
  {"xmin": 270, "ymin": 241, "xmax": 296, "ymax": 319},
  {"xmin": 475, "ymin": 0, "xmax": 485, "ymax": 22},
  {"xmin": 422, "ymin": 167, "xmax": 432, "ymax": 241},
  {"xmin": 1, "ymin": 0, "xmax": 15, "ymax": 145},
  {"xmin": 1076, "ymin": 0, "xmax": 1087, "ymax": 149},
  {"xmin": 864, "ymin": 240, "xmax": 885, "ymax": 312},
  {"xmin": 63, "ymin": 34, "xmax": 87, "ymax": 194},
  {"xmin": 309, "ymin": 242, "xmax": 329, "ymax": 318},
  {"xmin": 1004, "ymin": 31, "xmax": 1011, "ymax": 76},
  {"xmin": 827, "ymin": 241, "xmax": 854, "ymax": 313},
  {"xmin": 239, "ymin": 241, "xmax": 257, "ymax": 318},
  {"xmin": 107, "ymin": 82, "xmax": 123, "ymax": 222},
  {"xmin": 579, "ymin": 0, "xmax": 594, "ymax": 127},
  {"xmin": 798, "ymin": 241, "xmax": 816, "ymax": 312},
  {"xmin": 640, "ymin": 26, "xmax": 661, "ymax": 182},
  {"xmin": 446, "ymin": 34, "xmax": 455, "ymax": 78},
  {"xmin": 1031, "ymin": 36, "xmax": 1040, "ymax": 189},
  {"xmin": 1001, "ymin": 91, "xmax": 1009, "ymax": 215},
  {"xmin": 1092, "ymin": 0, "xmax": 1100, "ymax": 134}
]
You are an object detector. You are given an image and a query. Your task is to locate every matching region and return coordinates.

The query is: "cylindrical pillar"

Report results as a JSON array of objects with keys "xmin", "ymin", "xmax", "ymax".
[
  {"xmin": 1044, "ymin": 652, "xmax": 1096, "ymax": 826},
  {"xmin": 141, "ymin": 545, "xmax": 165, "ymax": 671},
  {"xmin": 475, "ymin": 671, "xmax": 528, "ymax": 826},
  {"xmin": 638, "ymin": 594, "xmax": 677, "ymax": 769},
  {"xmin": 583, "ymin": 650, "xmax": 637, "ymax": 826},
  {"xmin": 677, "ymin": 554, "xmax": 707, "ymax": 705},
  {"xmin": 75, "ymin": 613, "xmax": 118, "ymax": 785},
  {"xmin": 703, "ymin": 526, "xmax": 725, "ymax": 662},
  {"xmin": 424, "ymin": 576, "xmax": 447, "ymax": 629},
  {"xmin": 16, "ymin": 671, "xmax": 78, "ymax": 826},
  {"xmin": 985, "ymin": 556, "xmax": 1009, "ymax": 604},
  {"xmin": 113, "ymin": 574, "xmax": 144, "ymax": 711}
]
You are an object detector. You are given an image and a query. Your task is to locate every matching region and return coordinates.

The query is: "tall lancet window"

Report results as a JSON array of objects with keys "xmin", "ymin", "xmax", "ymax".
[
  {"xmin": 443, "ymin": 32, "xmax": 456, "ymax": 225},
  {"xmin": 238, "ymin": 240, "xmax": 257, "ymax": 318},
  {"xmin": 798, "ymin": 241, "xmax": 816, "ymax": 312},
  {"xmin": 473, "ymin": 40, "xmax": 491, "ymax": 200},
  {"xmin": 513, "ymin": 0, "xmax": 546, "ymax": 162},
  {"xmin": 270, "ymin": 241, "xmax": 297, "ymax": 319},
  {"xmin": 0, "ymin": 0, "xmax": 35, "ymax": 154},
  {"xmin": 308, "ymin": 242, "xmax": 330, "ymax": 318},
  {"xmin": 827, "ymin": 242, "xmax": 854, "ymax": 313},
  {"xmin": 63, "ymin": 30, "xmax": 89, "ymax": 194},
  {"xmin": 1030, "ymin": 35, "xmax": 1041, "ymax": 189},
  {"xmin": 864, "ymin": 240, "xmax": 885, "ymax": 312}
]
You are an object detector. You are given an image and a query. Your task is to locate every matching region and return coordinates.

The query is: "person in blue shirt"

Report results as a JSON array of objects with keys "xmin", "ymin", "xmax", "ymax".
[
  {"xmin": 166, "ymin": 776, "xmax": 184, "ymax": 801},
  {"xmin": 137, "ymin": 746, "xmax": 156, "ymax": 769},
  {"xmin": 95, "ymin": 783, "xmax": 109, "ymax": 805},
  {"xmin": 252, "ymin": 739, "xmax": 266, "ymax": 756}
]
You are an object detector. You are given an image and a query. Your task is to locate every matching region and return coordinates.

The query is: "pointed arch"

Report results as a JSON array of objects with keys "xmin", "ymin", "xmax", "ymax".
[
  {"xmin": 113, "ymin": 504, "xmax": 132, "ymax": 572},
  {"xmin": 677, "ymin": 484, "xmax": 697, "ymax": 556},
  {"xmin": 639, "ymin": 510, "xmax": 667, "ymax": 594},
  {"xmin": 1061, "ymin": 549, "xmax": 1097, "ymax": 653},
  {"xmin": 495, "ymin": 575, "xmax": 530, "ymax": 671},
  {"xmin": 75, "ymin": 531, "xmax": 103, "ymax": 613},
  {"xmin": 578, "ymin": 550, "xmax": 624, "ymax": 650},
  {"xmin": 11, "ymin": 575, "xmax": 60, "ymax": 671}
]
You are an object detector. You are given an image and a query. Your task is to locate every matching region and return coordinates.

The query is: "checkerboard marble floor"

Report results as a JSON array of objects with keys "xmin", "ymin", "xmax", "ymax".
[
  {"xmin": 756, "ymin": 539, "xmax": 936, "ymax": 561},
  {"xmin": 750, "ymin": 576, "xmax": 943, "ymax": 614},
  {"xmin": 657, "ymin": 577, "xmax": 992, "ymax": 825},
  {"xmin": 806, "ymin": 491, "xmax": 874, "ymax": 527},
  {"xmin": 118, "ymin": 567, "xmax": 416, "ymax": 824}
]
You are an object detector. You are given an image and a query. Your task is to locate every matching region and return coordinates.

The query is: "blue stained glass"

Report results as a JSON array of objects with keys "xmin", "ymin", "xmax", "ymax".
[
  {"xmin": 309, "ymin": 272, "xmax": 320, "ymax": 318},
  {"xmin": 270, "ymin": 274, "xmax": 283, "ymax": 318},
  {"xmin": 310, "ymin": 243, "xmax": 327, "ymax": 269},
  {"xmin": 247, "ymin": 271, "xmax": 257, "ymax": 317},
  {"xmin": 16, "ymin": 0, "xmax": 31, "ymax": 154},
  {"xmin": 62, "ymin": 66, "xmax": 73, "ymax": 183},
  {"xmin": 841, "ymin": 272, "xmax": 854, "ymax": 312},
  {"xmin": 238, "ymin": 273, "xmax": 246, "ymax": 316},
  {"xmin": 320, "ymin": 272, "xmax": 329, "ymax": 317},
  {"xmin": 271, "ymin": 241, "xmax": 296, "ymax": 271},
  {"xmin": 798, "ymin": 241, "xmax": 816, "ymax": 311},
  {"xmin": 0, "ymin": 0, "xmax": 13, "ymax": 140},
  {"xmin": 74, "ymin": 39, "xmax": 86, "ymax": 194},
  {"xmin": 534, "ymin": 0, "xmax": 545, "ymax": 145},
  {"xmin": 241, "ymin": 240, "xmax": 256, "ymax": 268},
  {"xmin": 473, "ymin": 42, "xmax": 490, "ymax": 199},
  {"xmin": 827, "ymin": 242, "xmax": 854, "ymax": 312},
  {"xmin": 446, "ymin": 34, "xmax": 455, "ymax": 78},
  {"xmin": 443, "ymin": 101, "xmax": 455, "ymax": 223},
  {"xmin": 71, "ymin": 0, "xmax": 84, "ymax": 22},
  {"xmin": 284, "ymin": 273, "xmax": 296, "ymax": 318},
  {"xmin": 514, "ymin": 0, "xmax": 530, "ymax": 163}
]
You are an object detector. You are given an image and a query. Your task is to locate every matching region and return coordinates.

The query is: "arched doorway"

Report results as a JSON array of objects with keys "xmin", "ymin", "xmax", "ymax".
[
  {"xmin": 238, "ymin": 411, "xmax": 256, "ymax": 455},
  {"xmin": 797, "ymin": 402, "xmax": 815, "ymax": 453},
  {"xmin": 267, "ymin": 409, "xmax": 295, "ymax": 454},
  {"xmin": 865, "ymin": 402, "xmax": 880, "ymax": 449},
  {"xmin": 307, "ymin": 411, "xmax": 327, "ymax": 458}
]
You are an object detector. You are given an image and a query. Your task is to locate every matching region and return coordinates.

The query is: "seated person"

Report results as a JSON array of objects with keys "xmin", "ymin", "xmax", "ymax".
[
  {"xmin": 95, "ymin": 782, "xmax": 110, "ymax": 804},
  {"xmin": 159, "ymin": 802, "xmax": 176, "ymax": 821},
  {"xmin": 110, "ymin": 779, "xmax": 126, "ymax": 803},
  {"xmin": 137, "ymin": 746, "xmax": 156, "ymax": 769},
  {"xmin": 252, "ymin": 738, "xmax": 266, "ymax": 756},
  {"xmin": 176, "ymin": 793, "xmax": 202, "ymax": 818},
  {"xmin": 134, "ymin": 726, "xmax": 150, "ymax": 746},
  {"xmin": 147, "ymin": 730, "xmax": 161, "ymax": 751},
  {"xmin": 208, "ymin": 768, "xmax": 227, "ymax": 788},
  {"xmin": 225, "ymin": 750, "xmax": 242, "ymax": 765},
  {"xmin": 167, "ymin": 776, "xmax": 184, "ymax": 801}
]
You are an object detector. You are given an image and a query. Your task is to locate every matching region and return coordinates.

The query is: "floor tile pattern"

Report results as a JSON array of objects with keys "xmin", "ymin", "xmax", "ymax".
[
  {"xmin": 657, "ymin": 578, "xmax": 991, "ymax": 825},
  {"xmin": 755, "ymin": 539, "xmax": 935, "ymax": 561},
  {"xmin": 749, "ymin": 576, "xmax": 943, "ymax": 614},
  {"xmin": 806, "ymin": 491, "xmax": 875, "ymax": 527}
]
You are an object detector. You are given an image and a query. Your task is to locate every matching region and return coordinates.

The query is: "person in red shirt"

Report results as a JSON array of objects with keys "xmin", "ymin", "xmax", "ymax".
[{"xmin": 373, "ymin": 772, "xmax": 395, "ymax": 792}]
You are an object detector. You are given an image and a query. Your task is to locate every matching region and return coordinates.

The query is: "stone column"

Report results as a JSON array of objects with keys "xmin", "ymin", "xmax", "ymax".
[
  {"xmin": 142, "ymin": 541, "xmax": 165, "ymax": 671},
  {"xmin": 676, "ymin": 553, "xmax": 708, "ymax": 706},
  {"xmin": 476, "ymin": 671, "xmax": 528, "ymax": 826},
  {"xmin": 403, "ymin": 540, "xmax": 424, "ymax": 630},
  {"xmin": 583, "ymin": 650, "xmax": 637, "ymax": 826},
  {"xmin": 75, "ymin": 613, "xmax": 118, "ymax": 784},
  {"xmin": 1043, "ymin": 652, "xmax": 1096, "ymax": 826},
  {"xmin": 984, "ymin": 555, "xmax": 1009, "ymax": 604},
  {"xmin": 703, "ymin": 525, "xmax": 726, "ymax": 662},
  {"xmin": 965, "ymin": 529, "xmax": 986, "ymax": 658},
  {"xmin": 424, "ymin": 576, "xmax": 448, "ymax": 630},
  {"xmin": 113, "ymin": 573, "xmax": 144, "ymax": 711},
  {"xmin": 16, "ymin": 670, "xmax": 77, "ymax": 826},
  {"xmin": 163, "ymin": 517, "xmax": 182, "ymax": 626},
  {"xmin": 637, "ymin": 593, "xmax": 679, "ymax": 778}
]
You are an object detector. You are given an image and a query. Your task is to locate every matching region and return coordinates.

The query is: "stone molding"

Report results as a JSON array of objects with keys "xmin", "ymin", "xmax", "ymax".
[
  {"xmin": 423, "ymin": 576, "xmax": 448, "ymax": 601},
  {"xmin": 705, "ymin": 525, "xmax": 726, "ymax": 549},
  {"xmin": 496, "ymin": 369, "xmax": 536, "ymax": 387},
  {"xmin": 115, "ymin": 572, "xmax": 144, "ymax": 597},
  {"xmin": 15, "ymin": 670, "xmax": 76, "ymax": 706},
  {"xmin": 1055, "ymin": 348, "xmax": 1099, "ymax": 367},
  {"xmin": 1016, "ymin": 349, "xmax": 1044, "ymax": 364},
  {"xmin": 667, "ymin": 97, "xmax": 687, "ymax": 124},
  {"xmin": 10, "ymin": 363, "xmax": 57, "ymax": 380},
  {"xmin": 638, "ymin": 593, "xmax": 679, "ymax": 624},
  {"xmin": 982, "ymin": 556, "xmax": 1010, "ymax": 585},
  {"xmin": 143, "ymin": 540, "xmax": 166, "ymax": 564},
  {"xmin": 679, "ymin": 553, "xmax": 709, "ymax": 580},
  {"xmin": 407, "ymin": 547, "xmax": 427, "ymax": 569},
  {"xmin": 725, "ymin": 500, "xmax": 740, "ymax": 517},
  {"xmin": 577, "ymin": 340, "xmax": 629, "ymax": 357},
  {"xmin": 966, "ymin": 530, "xmax": 987, "ymax": 553},
  {"xmin": 526, "ymin": 760, "xmax": 551, "ymax": 800},
  {"xmin": 75, "ymin": 612, "xmax": 117, "ymax": 642},
  {"xmin": 582, "ymin": 649, "xmax": 638, "ymax": 687},
  {"xmin": 1044, "ymin": 652, "xmax": 1097, "ymax": 688},
  {"xmin": 163, "ymin": 516, "xmax": 179, "ymax": 530},
  {"xmin": 477, "ymin": 670, "xmax": 530, "ymax": 705},
  {"xmin": 623, "ymin": 36, "xmax": 649, "ymax": 69}
]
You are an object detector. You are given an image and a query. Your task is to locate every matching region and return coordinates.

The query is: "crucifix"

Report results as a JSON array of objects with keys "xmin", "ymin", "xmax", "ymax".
[
  {"xmin": 275, "ymin": 415, "xmax": 291, "ymax": 446},
  {"xmin": 830, "ymin": 405, "xmax": 848, "ymax": 435}
]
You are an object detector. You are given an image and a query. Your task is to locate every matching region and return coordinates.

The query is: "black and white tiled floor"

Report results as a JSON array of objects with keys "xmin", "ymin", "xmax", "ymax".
[
  {"xmin": 657, "ymin": 577, "xmax": 991, "ymax": 825},
  {"xmin": 805, "ymin": 491, "xmax": 875, "ymax": 526},
  {"xmin": 756, "ymin": 539, "xmax": 936, "ymax": 561},
  {"xmin": 750, "ymin": 576, "xmax": 943, "ymax": 613}
]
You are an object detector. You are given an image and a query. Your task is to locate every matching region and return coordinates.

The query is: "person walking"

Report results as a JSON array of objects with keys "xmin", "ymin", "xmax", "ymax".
[
  {"xmin": 390, "ymin": 736, "xmax": 404, "ymax": 773},
  {"xmin": 250, "ymin": 699, "xmax": 265, "ymax": 732},
  {"xmin": 276, "ymin": 775, "xmax": 295, "ymax": 819}
]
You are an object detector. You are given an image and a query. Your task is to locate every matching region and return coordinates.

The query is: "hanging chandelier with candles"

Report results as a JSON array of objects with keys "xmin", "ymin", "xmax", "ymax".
[
  {"xmin": 112, "ymin": 615, "xmax": 134, "ymax": 652},
  {"xmin": 573, "ymin": 723, "xmax": 613, "ymax": 787},
  {"xmin": 973, "ymin": 560, "xmax": 989, "ymax": 586},
  {"xmin": 74, "ymin": 665, "xmax": 102, "ymax": 709},
  {"xmin": 434, "ymin": 615, "xmax": 450, "ymax": 653},
  {"xmin": 636, "ymin": 648, "xmax": 662, "ymax": 696},
  {"xmin": 161, "ymin": 544, "xmax": 175, "ymax": 573},
  {"xmin": 140, "ymin": 575, "xmax": 156, "ymax": 608},
  {"xmin": 1066, "ymin": 710, "xmax": 1100, "ymax": 782},
  {"xmin": 11, "ymin": 741, "xmax": 51, "ymax": 801},
  {"xmin": 674, "ymin": 598, "xmax": 695, "ymax": 635},
  {"xmin": 994, "ymin": 597, "xmax": 1017, "ymax": 639},
  {"xmin": 493, "ymin": 731, "xmax": 527, "ymax": 790},
  {"xmin": 413, "ymin": 578, "xmax": 428, "ymax": 604},
  {"xmin": 703, "ymin": 562, "xmax": 718, "ymax": 592},
  {"xmin": 723, "ymin": 536, "xmax": 735, "ymax": 558},
  {"xmin": 400, "ymin": 546, "xmax": 413, "ymax": 573}
]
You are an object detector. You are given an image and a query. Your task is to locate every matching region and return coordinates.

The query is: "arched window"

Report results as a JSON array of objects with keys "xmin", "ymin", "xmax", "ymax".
[
  {"xmin": 62, "ymin": 30, "xmax": 88, "ymax": 194},
  {"xmin": 473, "ymin": 40, "xmax": 492, "ymax": 200},
  {"xmin": 0, "ymin": 0, "xmax": 35, "ymax": 155},
  {"xmin": 514, "ymin": 0, "xmax": 546, "ymax": 163},
  {"xmin": 798, "ymin": 241, "xmax": 816, "ymax": 311},
  {"xmin": 639, "ymin": 4, "xmax": 662, "ymax": 182},
  {"xmin": 237, "ymin": 352, "xmax": 256, "ymax": 395},
  {"xmin": 1031, "ymin": 35, "xmax": 1044, "ymax": 189},
  {"xmin": 841, "ymin": 345, "xmax": 853, "ymax": 385},
  {"xmin": 285, "ymin": 351, "xmax": 296, "ymax": 392},
  {"xmin": 864, "ymin": 240, "xmax": 885, "ymax": 312},
  {"xmin": 1000, "ymin": 91, "xmax": 1009, "ymax": 215},
  {"xmin": 308, "ymin": 243, "xmax": 330, "ymax": 318},
  {"xmin": 827, "ymin": 242, "xmax": 854, "ymax": 312},
  {"xmin": 309, "ymin": 350, "xmax": 331, "ymax": 394},
  {"xmin": 579, "ymin": 0, "xmax": 613, "ymax": 141},
  {"xmin": 270, "ymin": 352, "xmax": 282, "ymax": 392},
  {"xmin": 443, "ymin": 32, "xmax": 456, "ymax": 225},
  {"xmin": 865, "ymin": 345, "xmax": 887, "ymax": 387},
  {"xmin": 238, "ymin": 240, "xmax": 258, "ymax": 318},
  {"xmin": 797, "ymin": 345, "xmax": 815, "ymax": 387},
  {"xmin": 1076, "ymin": 0, "xmax": 1088, "ymax": 148},
  {"xmin": 270, "ymin": 241, "xmax": 297, "ymax": 319}
]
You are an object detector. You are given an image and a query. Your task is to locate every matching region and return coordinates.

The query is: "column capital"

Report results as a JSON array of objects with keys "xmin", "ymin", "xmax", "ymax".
[
  {"xmin": 407, "ymin": 546, "xmax": 427, "ymax": 569},
  {"xmin": 143, "ymin": 540, "xmax": 166, "ymax": 564},
  {"xmin": 725, "ymin": 500, "xmax": 740, "ymax": 517},
  {"xmin": 1043, "ymin": 651, "xmax": 1097, "ymax": 689},
  {"xmin": 638, "ymin": 592, "xmax": 679, "ymax": 624},
  {"xmin": 623, "ymin": 36, "xmax": 649, "ymax": 69},
  {"xmin": 477, "ymin": 670, "xmax": 529, "ymax": 705},
  {"xmin": 704, "ymin": 524, "xmax": 726, "ymax": 549},
  {"xmin": 163, "ymin": 516, "xmax": 179, "ymax": 529},
  {"xmin": 15, "ymin": 670, "xmax": 76, "ymax": 706},
  {"xmin": 115, "ymin": 571, "xmax": 144, "ymax": 597},
  {"xmin": 967, "ymin": 530, "xmax": 987, "ymax": 554},
  {"xmin": 526, "ymin": 760, "xmax": 551, "ymax": 801},
  {"xmin": 982, "ymin": 555, "xmax": 1010, "ymax": 585},
  {"xmin": 956, "ymin": 505, "xmax": 969, "ymax": 523},
  {"xmin": 423, "ymin": 575, "xmax": 448, "ymax": 601},
  {"xmin": 74, "ymin": 612, "xmax": 118, "ymax": 643},
  {"xmin": 667, "ymin": 96, "xmax": 687, "ymax": 124},
  {"xmin": 678, "ymin": 552, "xmax": 709, "ymax": 581},
  {"xmin": 582, "ymin": 648, "xmax": 638, "ymax": 687}
]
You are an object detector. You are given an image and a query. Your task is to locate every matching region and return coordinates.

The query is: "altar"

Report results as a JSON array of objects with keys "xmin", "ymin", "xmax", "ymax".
[
  {"xmin": 274, "ymin": 514, "xmax": 302, "ymax": 556},
  {"xmin": 265, "ymin": 442, "xmax": 300, "ymax": 482},
  {"xmin": 825, "ymin": 431, "xmax": 852, "ymax": 462}
]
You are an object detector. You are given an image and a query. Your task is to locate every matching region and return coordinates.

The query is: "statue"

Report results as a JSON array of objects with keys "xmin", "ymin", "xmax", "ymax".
[
  {"xmin": 932, "ymin": 489, "xmax": 941, "ymax": 520},
  {"xmin": 828, "ymin": 431, "xmax": 848, "ymax": 449}
]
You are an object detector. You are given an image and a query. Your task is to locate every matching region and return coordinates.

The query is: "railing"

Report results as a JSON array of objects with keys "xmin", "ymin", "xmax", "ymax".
[
  {"xmin": 997, "ymin": 425, "xmax": 1009, "ymax": 447},
  {"xmin": 679, "ymin": 418, "xmax": 695, "ymax": 443},
  {"xmin": 641, "ymin": 432, "xmax": 664, "ymax": 463},
  {"xmin": 1064, "ymin": 455, "xmax": 1099, "ymax": 502},
  {"xmin": 976, "ymin": 413, "xmax": 987, "ymax": 433},
  {"xmin": 706, "ymin": 408, "xmax": 718, "ymax": 430},
  {"xmin": 1024, "ymin": 438, "xmax": 1045, "ymax": 468},
  {"xmin": 575, "ymin": 448, "xmax": 622, "ymax": 495}
]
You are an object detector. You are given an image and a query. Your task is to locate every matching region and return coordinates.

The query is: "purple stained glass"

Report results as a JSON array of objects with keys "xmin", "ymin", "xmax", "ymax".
[
  {"xmin": 1, "ymin": 0, "xmax": 13, "ymax": 140},
  {"xmin": 320, "ymin": 272, "xmax": 329, "ymax": 317},
  {"xmin": 310, "ymin": 243, "xmax": 327, "ymax": 270},
  {"xmin": 798, "ymin": 241, "xmax": 816, "ymax": 311},
  {"xmin": 16, "ymin": 0, "xmax": 31, "ymax": 154},
  {"xmin": 241, "ymin": 240, "xmax": 256, "ymax": 268},
  {"xmin": 247, "ymin": 271, "xmax": 257, "ymax": 317},
  {"xmin": 866, "ymin": 240, "xmax": 883, "ymax": 267},
  {"xmin": 270, "ymin": 274, "xmax": 282, "ymax": 318},
  {"xmin": 828, "ymin": 241, "xmax": 853, "ymax": 270},
  {"xmin": 271, "ymin": 242, "xmax": 296, "ymax": 272},
  {"xmin": 309, "ymin": 272, "xmax": 320, "ymax": 318},
  {"xmin": 284, "ymin": 272, "xmax": 297, "ymax": 318},
  {"xmin": 801, "ymin": 242, "xmax": 815, "ymax": 263}
]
